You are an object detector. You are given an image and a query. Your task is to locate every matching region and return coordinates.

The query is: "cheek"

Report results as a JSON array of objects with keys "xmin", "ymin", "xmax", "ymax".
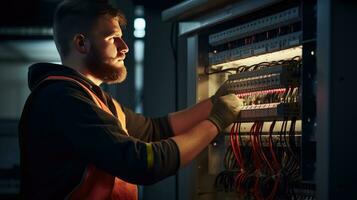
[
  {"xmin": 94, "ymin": 41, "xmax": 117, "ymax": 58},
  {"xmin": 105, "ymin": 44, "xmax": 118, "ymax": 56}
]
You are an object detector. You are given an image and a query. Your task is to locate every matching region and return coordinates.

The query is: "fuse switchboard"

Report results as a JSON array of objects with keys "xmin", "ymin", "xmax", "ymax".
[{"xmin": 193, "ymin": 2, "xmax": 316, "ymax": 199}]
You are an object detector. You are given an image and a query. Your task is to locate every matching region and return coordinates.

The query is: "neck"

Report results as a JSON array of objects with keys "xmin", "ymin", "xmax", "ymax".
[
  {"xmin": 81, "ymin": 72, "xmax": 103, "ymax": 86},
  {"xmin": 62, "ymin": 59, "xmax": 103, "ymax": 86}
]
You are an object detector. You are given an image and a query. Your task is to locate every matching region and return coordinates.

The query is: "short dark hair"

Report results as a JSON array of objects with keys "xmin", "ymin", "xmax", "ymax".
[{"xmin": 53, "ymin": 0, "xmax": 127, "ymax": 59}]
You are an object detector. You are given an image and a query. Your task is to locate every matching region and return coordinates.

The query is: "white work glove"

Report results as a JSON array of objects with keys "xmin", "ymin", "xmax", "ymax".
[
  {"xmin": 208, "ymin": 94, "xmax": 244, "ymax": 132},
  {"xmin": 210, "ymin": 80, "xmax": 232, "ymax": 104}
]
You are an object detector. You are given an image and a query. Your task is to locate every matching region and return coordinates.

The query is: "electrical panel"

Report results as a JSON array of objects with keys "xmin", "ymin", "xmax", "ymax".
[{"xmin": 191, "ymin": 1, "xmax": 316, "ymax": 199}]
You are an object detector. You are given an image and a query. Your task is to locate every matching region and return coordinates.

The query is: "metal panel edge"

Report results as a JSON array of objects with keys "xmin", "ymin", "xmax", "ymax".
[
  {"xmin": 162, "ymin": 0, "xmax": 210, "ymax": 22},
  {"xmin": 316, "ymin": 0, "xmax": 331, "ymax": 199},
  {"xmin": 177, "ymin": 0, "xmax": 282, "ymax": 35}
]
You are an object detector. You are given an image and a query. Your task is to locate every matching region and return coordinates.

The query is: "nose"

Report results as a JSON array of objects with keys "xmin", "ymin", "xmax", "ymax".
[{"xmin": 117, "ymin": 38, "xmax": 129, "ymax": 54}]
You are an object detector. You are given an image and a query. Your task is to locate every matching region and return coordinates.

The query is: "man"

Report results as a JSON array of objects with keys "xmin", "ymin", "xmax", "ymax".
[{"xmin": 18, "ymin": 0, "xmax": 243, "ymax": 199}]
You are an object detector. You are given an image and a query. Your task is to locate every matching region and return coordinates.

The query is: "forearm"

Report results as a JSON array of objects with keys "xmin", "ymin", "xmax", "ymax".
[
  {"xmin": 171, "ymin": 120, "xmax": 218, "ymax": 167},
  {"xmin": 169, "ymin": 98, "xmax": 213, "ymax": 135}
]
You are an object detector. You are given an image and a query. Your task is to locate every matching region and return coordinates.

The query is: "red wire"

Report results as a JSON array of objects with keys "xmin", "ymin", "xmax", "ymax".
[
  {"xmin": 231, "ymin": 122, "xmax": 250, "ymax": 193},
  {"xmin": 230, "ymin": 123, "xmax": 247, "ymax": 193},
  {"xmin": 258, "ymin": 122, "xmax": 274, "ymax": 173},
  {"xmin": 250, "ymin": 122, "xmax": 260, "ymax": 168},
  {"xmin": 269, "ymin": 121, "xmax": 280, "ymax": 171},
  {"xmin": 266, "ymin": 174, "xmax": 280, "ymax": 200},
  {"xmin": 230, "ymin": 123, "xmax": 246, "ymax": 170},
  {"xmin": 235, "ymin": 123, "xmax": 245, "ymax": 168},
  {"xmin": 266, "ymin": 121, "xmax": 282, "ymax": 200},
  {"xmin": 236, "ymin": 123, "xmax": 250, "ymax": 193},
  {"xmin": 254, "ymin": 121, "xmax": 282, "ymax": 200},
  {"xmin": 230, "ymin": 123, "xmax": 242, "ymax": 168},
  {"xmin": 253, "ymin": 122, "xmax": 263, "ymax": 200},
  {"xmin": 231, "ymin": 121, "xmax": 283, "ymax": 199}
]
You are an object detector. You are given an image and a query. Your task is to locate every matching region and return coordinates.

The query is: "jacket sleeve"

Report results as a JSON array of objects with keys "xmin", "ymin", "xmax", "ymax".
[
  {"xmin": 47, "ymin": 82, "xmax": 180, "ymax": 185},
  {"xmin": 122, "ymin": 106, "xmax": 175, "ymax": 142}
]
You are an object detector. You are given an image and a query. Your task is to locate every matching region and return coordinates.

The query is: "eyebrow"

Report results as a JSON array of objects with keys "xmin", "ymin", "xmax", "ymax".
[
  {"xmin": 101, "ymin": 27, "xmax": 120, "ymax": 36},
  {"xmin": 106, "ymin": 30, "xmax": 122, "ymax": 37}
]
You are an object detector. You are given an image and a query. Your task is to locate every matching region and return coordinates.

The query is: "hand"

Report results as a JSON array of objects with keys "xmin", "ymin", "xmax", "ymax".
[
  {"xmin": 208, "ymin": 94, "xmax": 243, "ymax": 132},
  {"xmin": 210, "ymin": 80, "xmax": 232, "ymax": 104}
]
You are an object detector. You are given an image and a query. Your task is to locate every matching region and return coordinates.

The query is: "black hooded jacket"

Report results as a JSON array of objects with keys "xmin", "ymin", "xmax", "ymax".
[{"xmin": 18, "ymin": 63, "xmax": 180, "ymax": 199}]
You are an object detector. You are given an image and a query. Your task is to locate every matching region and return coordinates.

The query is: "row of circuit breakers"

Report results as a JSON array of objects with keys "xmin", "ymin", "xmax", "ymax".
[
  {"xmin": 209, "ymin": 7, "xmax": 301, "ymax": 65},
  {"xmin": 228, "ymin": 63, "xmax": 300, "ymax": 121},
  {"xmin": 204, "ymin": 4, "xmax": 315, "ymax": 200},
  {"xmin": 209, "ymin": 6, "xmax": 302, "ymax": 122}
]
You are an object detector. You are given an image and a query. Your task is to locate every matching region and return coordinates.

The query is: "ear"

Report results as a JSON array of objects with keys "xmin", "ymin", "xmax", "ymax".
[{"xmin": 74, "ymin": 34, "xmax": 89, "ymax": 54}]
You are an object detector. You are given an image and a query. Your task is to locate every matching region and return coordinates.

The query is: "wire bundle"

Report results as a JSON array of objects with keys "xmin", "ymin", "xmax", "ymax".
[
  {"xmin": 205, "ymin": 56, "xmax": 301, "ymax": 75},
  {"xmin": 214, "ymin": 84, "xmax": 301, "ymax": 199}
]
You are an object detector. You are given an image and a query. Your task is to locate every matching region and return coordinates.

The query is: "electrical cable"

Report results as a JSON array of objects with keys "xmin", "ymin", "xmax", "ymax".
[{"xmin": 205, "ymin": 56, "xmax": 302, "ymax": 75}]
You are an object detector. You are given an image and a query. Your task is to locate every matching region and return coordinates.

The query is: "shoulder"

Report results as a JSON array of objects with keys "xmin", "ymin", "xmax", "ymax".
[{"xmin": 32, "ymin": 80, "xmax": 92, "ymax": 103}]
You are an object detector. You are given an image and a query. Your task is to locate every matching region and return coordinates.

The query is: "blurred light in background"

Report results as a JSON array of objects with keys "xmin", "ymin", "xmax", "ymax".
[{"xmin": 133, "ymin": 6, "xmax": 145, "ymax": 113}]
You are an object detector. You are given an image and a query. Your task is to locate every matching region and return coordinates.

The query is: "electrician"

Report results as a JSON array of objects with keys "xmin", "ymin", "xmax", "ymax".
[{"xmin": 18, "ymin": 0, "xmax": 243, "ymax": 199}]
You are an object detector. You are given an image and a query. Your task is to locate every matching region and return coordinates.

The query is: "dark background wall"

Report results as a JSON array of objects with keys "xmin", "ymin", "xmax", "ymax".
[{"xmin": 142, "ymin": 8, "xmax": 177, "ymax": 200}]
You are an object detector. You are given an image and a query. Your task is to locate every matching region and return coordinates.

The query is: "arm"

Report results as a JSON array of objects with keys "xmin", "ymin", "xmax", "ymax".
[
  {"xmin": 168, "ymin": 98, "xmax": 213, "ymax": 135},
  {"xmin": 51, "ymin": 83, "xmax": 240, "ymax": 184},
  {"xmin": 122, "ymin": 106, "xmax": 174, "ymax": 142},
  {"xmin": 171, "ymin": 94, "xmax": 243, "ymax": 167},
  {"xmin": 169, "ymin": 79, "xmax": 233, "ymax": 135},
  {"xmin": 49, "ymin": 82, "xmax": 180, "ymax": 185},
  {"xmin": 120, "ymin": 100, "xmax": 220, "ymax": 167},
  {"xmin": 171, "ymin": 120, "xmax": 218, "ymax": 167},
  {"xmin": 122, "ymin": 97, "xmax": 234, "ymax": 167}
]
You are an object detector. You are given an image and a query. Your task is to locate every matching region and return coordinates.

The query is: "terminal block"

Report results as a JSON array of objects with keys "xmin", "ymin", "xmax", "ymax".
[
  {"xmin": 209, "ymin": 7, "xmax": 301, "ymax": 46},
  {"xmin": 239, "ymin": 102, "xmax": 300, "ymax": 121},
  {"xmin": 226, "ymin": 63, "xmax": 300, "ymax": 94},
  {"xmin": 209, "ymin": 31, "xmax": 302, "ymax": 65}
]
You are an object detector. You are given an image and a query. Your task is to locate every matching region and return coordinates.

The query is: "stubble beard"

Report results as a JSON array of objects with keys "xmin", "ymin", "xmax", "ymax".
[{"xmin": 85, "ymin": 48, "xmax": 127, "ymax": 84}]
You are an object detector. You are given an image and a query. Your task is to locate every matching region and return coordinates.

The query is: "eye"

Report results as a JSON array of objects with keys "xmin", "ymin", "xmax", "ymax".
[
  {"xmin": 110, "ymin": 36, "xmax": 121, "ymax": 42},
  {"xmin": 108, "ymin": 37, "xmax": 115, "ymax": 43}
]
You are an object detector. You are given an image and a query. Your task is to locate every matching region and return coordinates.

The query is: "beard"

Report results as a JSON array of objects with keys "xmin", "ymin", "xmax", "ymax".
[{"xmin": 84, "ymin": 46, "xmax": 127, "ymax": 84}]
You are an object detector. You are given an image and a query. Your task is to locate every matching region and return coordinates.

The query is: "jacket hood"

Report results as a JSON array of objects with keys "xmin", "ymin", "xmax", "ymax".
[{"xmin": 28, "ymin": 63, "xmax": 94, "ymax": 91}]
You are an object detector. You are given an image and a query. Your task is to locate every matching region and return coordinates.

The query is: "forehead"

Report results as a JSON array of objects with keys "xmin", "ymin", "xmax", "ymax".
[{"xmin": 91, "ymin": 15, "xmax": 122, "ymax": 36}]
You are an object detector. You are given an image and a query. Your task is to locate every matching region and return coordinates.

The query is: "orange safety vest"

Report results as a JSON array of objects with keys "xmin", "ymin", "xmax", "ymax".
[{"xmin": 40, "ymin": 75, "xmax": 138, "ymax": 200}]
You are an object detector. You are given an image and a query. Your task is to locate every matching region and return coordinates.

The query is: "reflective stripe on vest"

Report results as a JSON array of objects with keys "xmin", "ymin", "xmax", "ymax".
[{"xmin": 39, "ymin": 76, "xmax": 138, "ymax": 200}]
